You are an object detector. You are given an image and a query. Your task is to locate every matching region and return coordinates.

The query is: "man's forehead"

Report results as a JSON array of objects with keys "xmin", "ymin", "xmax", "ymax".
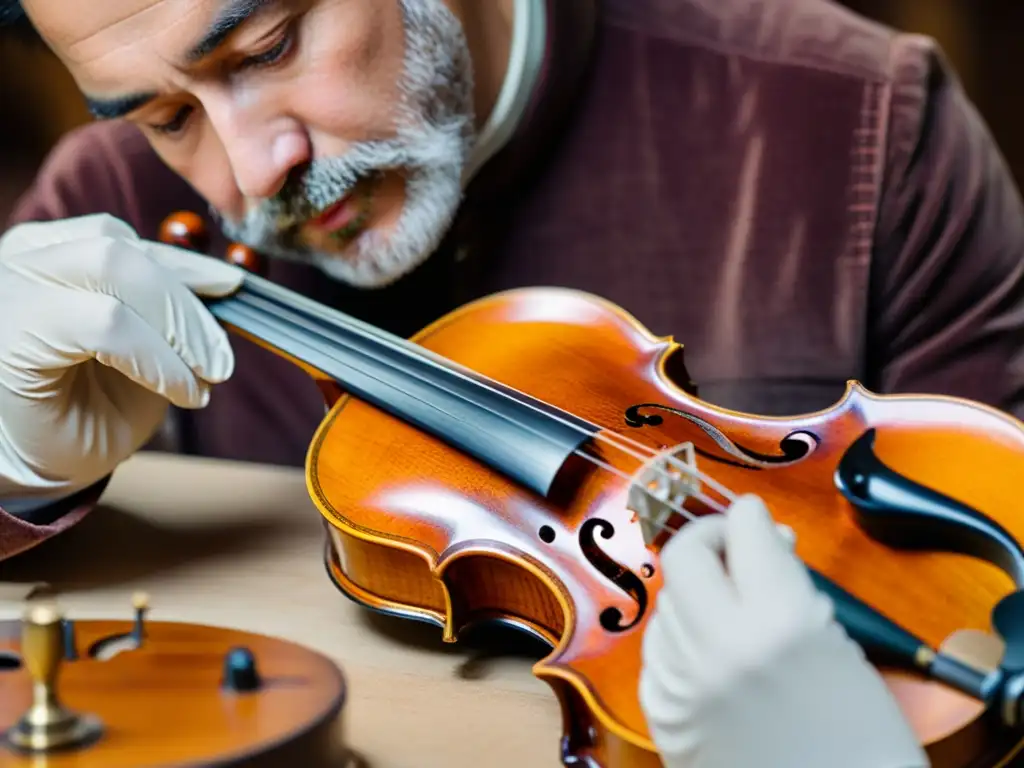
[{"xmin": 23, "ymin": 0, "xmax": 217, "ymax": 65}]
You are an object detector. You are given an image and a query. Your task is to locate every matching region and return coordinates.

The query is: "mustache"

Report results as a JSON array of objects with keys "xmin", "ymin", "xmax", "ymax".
[
  {"xmin": 275, "ymin": 139, "xmax": 409, "ymax": 220},
  {"xmin": 224, "ymin": 134, "xmax": 426, "ymax": 247},
  {"xmin": 218, "ymin": 122, "xmax": 469, "ymax": 247}
]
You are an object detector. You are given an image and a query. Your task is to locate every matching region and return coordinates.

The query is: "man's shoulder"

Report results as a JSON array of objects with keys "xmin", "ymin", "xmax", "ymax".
[
  {"xmin": 8, "ymin": 120, "xmax": 201, "ymax": 240},
  {"xmin": 31, "ymin": 119, "xmax": 158, "ymax": 189},
  {"xmin": 599, "ymin": 0, "xmax": 929, "ymax": 84}
]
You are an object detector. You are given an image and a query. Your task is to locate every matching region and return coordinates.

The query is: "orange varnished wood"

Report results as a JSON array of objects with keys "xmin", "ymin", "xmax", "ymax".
[
  {"xmin": 159, "ymin": 212, "xmax": 263, "ymax": 275},
  {"xmin": 0, "ymin": 618, "xmax": 349, "ymax": 767},
  {"xmin": 224, "ymin": 243, "xmax": 264, "ymax": 275},
  {"xmin": 158, "ymin": 212, "xmax": 1024, "ymax": 767},
  {"xmin": 159, "ymin": 211, "xmax": 209, "ymax": 253}
]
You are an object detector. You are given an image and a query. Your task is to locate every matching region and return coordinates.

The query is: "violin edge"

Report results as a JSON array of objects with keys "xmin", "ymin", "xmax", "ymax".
[
  {"xmin": 394, "ymin": 285, "xmax": 1024, "ymax": 435},
  {"xmin": 316, "ymin": 523, "xmax": 663, "ymax": 757}
]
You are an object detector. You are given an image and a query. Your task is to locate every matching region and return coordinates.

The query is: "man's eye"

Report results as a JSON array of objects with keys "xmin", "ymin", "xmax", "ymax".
[
  {"xmin": 240, "ymin": 26, "xmax": 295, "ymax": 70},
  {"xmin": 150, "ymin": 105, "xmax": 194, "ymax": 136}
]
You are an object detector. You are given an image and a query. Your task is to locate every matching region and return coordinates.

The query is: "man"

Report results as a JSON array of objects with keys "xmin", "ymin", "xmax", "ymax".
[{"xmin": 0, "ymin": 0, "xmax": 1015, "ymax": 763}]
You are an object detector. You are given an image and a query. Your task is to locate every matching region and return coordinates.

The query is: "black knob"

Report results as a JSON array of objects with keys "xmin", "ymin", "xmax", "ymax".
[{"xmin": 221, "ymin": 646, "xmax": 261, "ymax": 692}]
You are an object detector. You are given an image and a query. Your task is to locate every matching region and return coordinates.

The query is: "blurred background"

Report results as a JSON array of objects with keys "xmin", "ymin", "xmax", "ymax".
[{"xmin": 1, "ymin": 0, "xmax": 1022, "ymax": 224}]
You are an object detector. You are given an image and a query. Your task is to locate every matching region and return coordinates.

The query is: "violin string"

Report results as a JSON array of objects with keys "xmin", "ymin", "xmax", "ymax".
[
  {"xmin": 573, "ymin": 431, "xmax": 737, "ymax": 536},
  {"xmin": 585, "ymin": 430, "xmax": 738, "ymax": 500},
  {"xmin": 227, "ymin": 287, "xmax": 604, "ymax": 455},
  {"xmin": 231, "ymin": 278, "xmax": 743, "ymax": 531},
  {"xmin": 234, "ymin": 276, "xmax": 726, "ymax": 476},
  {"xmin": 573, "ymin": 448, "xmax": 727, "ymax": 516}
]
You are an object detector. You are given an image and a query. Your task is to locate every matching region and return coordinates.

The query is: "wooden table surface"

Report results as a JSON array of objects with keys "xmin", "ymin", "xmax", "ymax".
[{"xmin": 0, "ymin": 453, "xmax": 564, "ymax": 768}]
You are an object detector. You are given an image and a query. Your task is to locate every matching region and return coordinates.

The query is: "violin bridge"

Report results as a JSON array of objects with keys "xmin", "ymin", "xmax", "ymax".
[{"xmin": 628, "ymin": 442, "xmax": 701, "ymax": 548}]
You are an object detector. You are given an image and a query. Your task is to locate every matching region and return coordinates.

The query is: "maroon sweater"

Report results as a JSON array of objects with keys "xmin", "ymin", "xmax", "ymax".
[{"xmin": 3, "ymin": 0, "xmax": 1024, "ymax": 559}]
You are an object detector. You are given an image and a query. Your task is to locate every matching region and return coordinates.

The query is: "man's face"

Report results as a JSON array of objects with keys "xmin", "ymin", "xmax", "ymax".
[{"xmin": 22, "ymin": 0, "xmax": 477, "ymax": 287}]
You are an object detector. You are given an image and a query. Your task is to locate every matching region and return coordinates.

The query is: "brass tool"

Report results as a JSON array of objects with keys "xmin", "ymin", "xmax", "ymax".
[{"xmin": 4, "ymin": 600, "xmax": 103, "ymax": 753}]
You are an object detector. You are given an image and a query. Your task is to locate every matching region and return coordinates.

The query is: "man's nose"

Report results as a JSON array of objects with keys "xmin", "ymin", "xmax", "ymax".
[
  {"xmin": 228, "ymin": 131, "xmax": 310, "ymax": 200},
  {"xmin": 206, "ymin": 99, "xmax": 311, "ymax": 200}
]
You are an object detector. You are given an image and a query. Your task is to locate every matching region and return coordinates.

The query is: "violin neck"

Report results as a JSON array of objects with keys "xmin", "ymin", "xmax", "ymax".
[{"xmin": 204, "ymin": 274, "xmax": 595, "ymax": 498}]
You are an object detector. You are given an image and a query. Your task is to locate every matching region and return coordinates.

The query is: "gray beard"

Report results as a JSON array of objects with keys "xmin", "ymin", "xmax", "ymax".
[{"xmin": 217, "ymin": 0, "xmax": 476, "ymax": 288}]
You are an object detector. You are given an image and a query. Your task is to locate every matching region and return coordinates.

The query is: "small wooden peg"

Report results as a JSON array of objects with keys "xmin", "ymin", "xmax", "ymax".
[
  {"xmin": 225, "ymin": 242, "xmax": 264, "ymax": 275},
  {"xmin": 159, "ymin": 212, "xmax": 209, "ymax": 252}
]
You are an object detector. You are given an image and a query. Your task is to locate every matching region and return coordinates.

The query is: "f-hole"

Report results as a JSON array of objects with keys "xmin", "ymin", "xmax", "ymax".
[{"xmin": 578, "ymin": 518, "xmax": 648, "ymax": 632}]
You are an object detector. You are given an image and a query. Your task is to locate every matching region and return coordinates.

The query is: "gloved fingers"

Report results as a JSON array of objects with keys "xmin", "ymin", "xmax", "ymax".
[
  {"xmin": 639, "ymin": 613, "xmax": 697, "ymax": 726},
  {"xmin": 643, "ymin": 590, "xmax": 706, "ymax": 684},
  {"xmin": 0, "ymin": 215, "xmax": 242, "ymax": 296},
  {"xmin": 670, "ymin": 505, "xmax": 795, "ymax": 553},
  {"xmin": 0, "ymin": 214, "xmax": 139, "ymax": 257},
  {"xmin": 657, "ymin": 514, "xmax": 743, "ymax": 647},
  {"xmin": 91, "ymin": 309, "xmax": 215, "ymax": 410},
  {"xmin": 0, "ymin": 376, "xmax": 172, "ymax": 492},
  {"xmin": 640, "ymin": 612, "xmax": 681, "ymax": 696},
  {"xmin": 144, "ymin": 242, "xmax": 245, "ymax": 297},
  {"xmin": 4, "ymin": 239, "xmax": 235, "ymax": 385},
  {"xmin": 638, "ymin": 659, "xmax": 703, "ymax": 768},
  {"xmin": 22, "ymin": 289, "xmax": 214, "ymax": 409},
  {"xmin": 723, "ymin": 494, "xmax": 817, "ymax": 606},
  {"xmin": 662, "ymin": 511, "xmax": 728, "ymax": 554},
  {"xmin": 776, "ymin": 523, "xmax": 796, "ymax": 549}
]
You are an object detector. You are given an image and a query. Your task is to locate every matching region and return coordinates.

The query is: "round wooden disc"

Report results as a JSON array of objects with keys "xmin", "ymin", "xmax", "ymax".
[{"xmin": 0, "ymin": 619, "xmax": 348, "ymax": 767}]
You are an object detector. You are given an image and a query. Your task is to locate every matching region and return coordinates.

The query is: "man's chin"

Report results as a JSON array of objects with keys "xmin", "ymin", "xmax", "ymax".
[
  {"xmin": 295, "ymin": 221, "xmax": 369, "ymax": 257},
  {"xmin": 308, "ymin": 231, "xmax": 424, "ymax": 289}
]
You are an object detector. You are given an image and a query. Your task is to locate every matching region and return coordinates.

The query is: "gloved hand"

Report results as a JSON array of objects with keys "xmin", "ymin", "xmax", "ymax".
[
  {"xmin": 639, "ymin": 494, "xmax": 930, "ymax": 768},
  {"xmin": 0, "ymin": 214, "xmax": 243, "ymax": 505}
]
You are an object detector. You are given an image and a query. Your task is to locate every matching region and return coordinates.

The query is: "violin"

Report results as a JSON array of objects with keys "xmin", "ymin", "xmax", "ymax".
[
  {"xmin": 0, "ymin": 590, "xmax": 353, "ymax": 767},
  {"xmin": 160, "ymin": 211, "xmax": 1024, "ymax": 767}
]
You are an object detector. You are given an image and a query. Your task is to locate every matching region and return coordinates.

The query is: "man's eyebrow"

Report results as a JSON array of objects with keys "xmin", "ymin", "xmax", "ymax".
[
  {"xmin": 85, "ymin": 92, "xmax": 158, "ymax": 120},
  {"xmin": 81, "ymin": 0, "xmax": 278, "ymax": 121},
  {"xmin": 187, "ymin": 0, "xmax": 275, "ymax": 62}
]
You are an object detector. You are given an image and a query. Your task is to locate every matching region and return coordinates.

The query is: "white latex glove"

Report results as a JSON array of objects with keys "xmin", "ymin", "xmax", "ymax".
[
  {"xmin": 0, "ymin": 214, "xmax": 243, "ymax": 505},
  {"xmin": 639, "ymin": 494, "xmax": 929, "ymax": 768}
]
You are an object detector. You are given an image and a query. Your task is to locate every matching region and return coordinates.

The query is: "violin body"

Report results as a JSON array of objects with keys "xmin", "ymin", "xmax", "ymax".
[
  {"xmin": 303, "ymin": 287, "xmax": 1024, "ymax": 768},
  {"xmin": 0, "ymin": 606, "xmax": 351, "ymax": 767},
  {"xmin": 154, "ymin": 212, "xmax": 1024, "ymax": 767}
]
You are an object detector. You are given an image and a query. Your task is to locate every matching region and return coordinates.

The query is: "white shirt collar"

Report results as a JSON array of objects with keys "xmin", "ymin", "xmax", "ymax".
[{"xmin": 463, "ymin": 0, "xmax": 547, "ymax": 185}]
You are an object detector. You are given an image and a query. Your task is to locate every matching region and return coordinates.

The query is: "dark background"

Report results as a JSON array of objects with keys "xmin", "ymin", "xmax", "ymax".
[{"xmin": 1, "ymin": 1, "xmax": 1022, "ymax": 221}]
